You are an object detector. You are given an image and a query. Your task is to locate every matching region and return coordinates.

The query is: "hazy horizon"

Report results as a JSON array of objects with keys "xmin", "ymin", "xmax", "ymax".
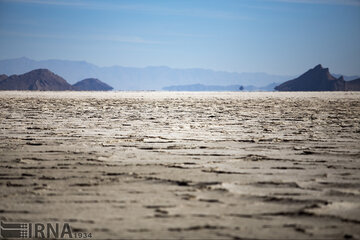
[
  {"xmin": 2, "ymin": 56, "xmax": 358, "ymax": 78},
  {"xmin": 1, "ymin": 56, "xmax": 291, "ymax": 75},
  {"xmin": 0, "ymin": 0, "xmax": 360, "ymax": 76}
]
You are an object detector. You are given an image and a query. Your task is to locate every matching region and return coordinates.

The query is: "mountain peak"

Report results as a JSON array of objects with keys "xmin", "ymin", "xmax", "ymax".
[
  {"xmin": 312, "ymin": 64, "xmax": 331, "ymax": 74},
  {"xmin": 314, "ymin": 64, "xmax": 323, "ymax": 70},
  {"xmin": 28, "ymin": 68, "xmax": 53, "ymax": 74},
  {"xmin": 275, "ymin": 65, "xmax": 346, "ymax": 91},
  {"xmin": 0, "ymin": 68, "xmax": 74, "ymax": 91}
]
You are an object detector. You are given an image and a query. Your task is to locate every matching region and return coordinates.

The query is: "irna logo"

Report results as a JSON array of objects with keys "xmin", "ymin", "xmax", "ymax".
[{"xmin": 0, "ymin": 221, "xmax": 90, "ymax": 239}]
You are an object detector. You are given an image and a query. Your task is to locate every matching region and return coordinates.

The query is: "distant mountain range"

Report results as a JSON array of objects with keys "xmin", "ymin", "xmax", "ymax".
[
  {"xmin": 0, "ymin": 69, "xmax": 113, "ymax": 91},
  {"xmin": 275, "ymin": 64, "xmax": 360, "ymax": 91},
  {"xmin": 163, "ymin": 82, "xmax": 277, "ymax": 91},
  {"xmin": 0, "ymin": 57, "xmax": 297, "ymax": 90},
  {"xmin": 166, "ymin": 66, "xmax": 360, "ymax": 92},
  {"xmin": 1, "ymin": 58, "xmax": 359, "ymax": 91}
]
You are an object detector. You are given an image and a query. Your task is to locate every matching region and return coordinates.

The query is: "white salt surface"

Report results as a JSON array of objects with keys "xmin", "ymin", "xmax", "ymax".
[{"xmin": 0, "ymin": 91, "xmax": 359, "ymax": 239}]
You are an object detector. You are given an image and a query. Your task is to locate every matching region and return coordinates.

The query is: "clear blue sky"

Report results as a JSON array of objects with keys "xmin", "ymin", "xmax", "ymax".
[{"xmin": 0, "ymin": 0, "xmax": 359, "ymax": 75}]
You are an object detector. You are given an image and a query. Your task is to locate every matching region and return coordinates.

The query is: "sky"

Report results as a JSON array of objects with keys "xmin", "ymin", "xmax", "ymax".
[{"xmin": 0, "ymin": 0, "xmax": 359, "ymax": 76}]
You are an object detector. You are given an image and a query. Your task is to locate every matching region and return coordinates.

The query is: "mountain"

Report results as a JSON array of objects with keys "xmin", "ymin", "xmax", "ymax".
[
  {"xmin": 0, "ymin": 57, "xmax": 292, "ymax": 90},
  {"xmin": 0, "ymin": 57, "xmax": 99, "ymax": 84},
  {"xmin": 345, "ymin": 78, "xmax": 360, "ymax": 91},
  {"xmin": 0, "ymin": 74, "xmax": 7, "ymax": 82},
  {"xmin": 0, "ymin": 69, "xmax": 74, "ymax": 90},
  {"xmin": 275, "ymin": 64, "xmax": 347, "ymax": 91},
  {"xmin": 73, "ymin": 78, "xmax": 113, "ymax": 91}
]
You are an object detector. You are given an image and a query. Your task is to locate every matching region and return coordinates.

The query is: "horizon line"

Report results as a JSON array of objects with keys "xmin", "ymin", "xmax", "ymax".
[{"xmin": 1, "ymin": 56, "xmax": 359, "ymax": 77}]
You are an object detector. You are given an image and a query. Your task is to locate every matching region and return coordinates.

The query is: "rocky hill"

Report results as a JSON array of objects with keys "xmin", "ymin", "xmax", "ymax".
[
  {"xmin": 275, "ymin": 65, "xmax": 360, "ymax": 91},
  {"xmin": 0, "ymin": 69, "xmax": 74, "ymax": 90},
  {"xmin": 275, "ymin": 64, "xmax": 347, "ymax": 91},
  {"xmin": 72, "ymin": 78, "xmax": 113, "ymax": 91}
]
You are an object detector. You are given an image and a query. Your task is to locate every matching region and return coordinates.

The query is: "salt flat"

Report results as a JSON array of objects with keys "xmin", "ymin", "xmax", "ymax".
[{"xmin": 0, "ymin": 91, "xmax": 359, "ymax": 239}]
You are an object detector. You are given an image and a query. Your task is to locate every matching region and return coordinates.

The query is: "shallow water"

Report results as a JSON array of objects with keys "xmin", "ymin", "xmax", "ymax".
[{"xmin": 1, "ymin": 91, "xmax": 359, "ymax": 239}]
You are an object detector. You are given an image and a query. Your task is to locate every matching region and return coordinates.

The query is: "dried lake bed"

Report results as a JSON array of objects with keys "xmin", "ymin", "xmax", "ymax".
[{"xmin": 0, "ymin": 91, "xmax": 360, "ymax": 239}]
